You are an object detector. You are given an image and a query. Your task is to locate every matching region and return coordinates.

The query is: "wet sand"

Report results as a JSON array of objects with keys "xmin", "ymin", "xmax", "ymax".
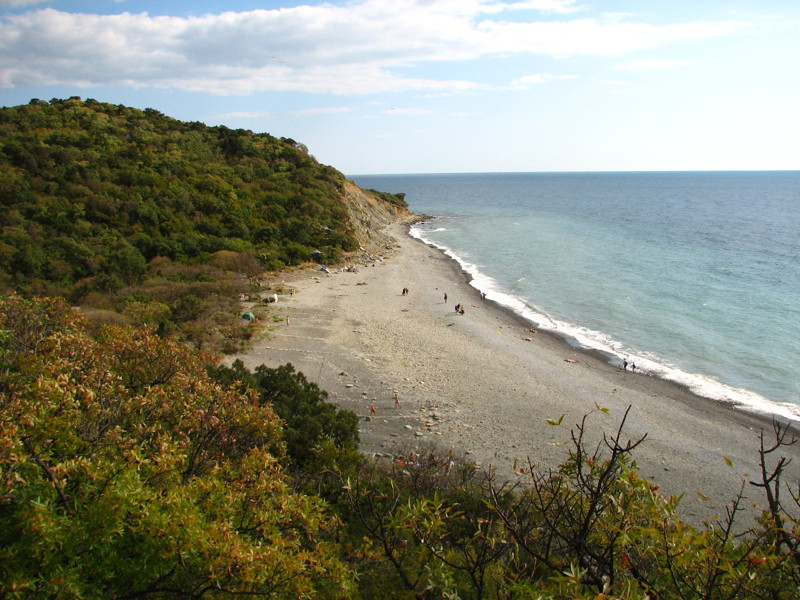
[{"xmin": 232, "ymin": 223, "xmax": 800, "ymax": 525}]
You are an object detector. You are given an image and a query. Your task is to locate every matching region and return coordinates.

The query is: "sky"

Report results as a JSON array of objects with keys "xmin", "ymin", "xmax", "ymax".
[{"xmin": 1, "ymin": 0, "xmax": 799, "ymax": 175}]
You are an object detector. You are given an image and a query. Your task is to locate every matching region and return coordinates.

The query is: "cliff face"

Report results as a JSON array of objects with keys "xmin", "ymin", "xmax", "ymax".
[{"xmin": 339, "ymin": 179, "xmax": 416, "ymax": 255}]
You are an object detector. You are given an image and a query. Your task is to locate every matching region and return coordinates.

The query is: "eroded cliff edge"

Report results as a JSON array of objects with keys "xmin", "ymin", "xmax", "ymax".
[{"xmin": 338, "ymin": 179, "xmax": 417, "ymax": 256}]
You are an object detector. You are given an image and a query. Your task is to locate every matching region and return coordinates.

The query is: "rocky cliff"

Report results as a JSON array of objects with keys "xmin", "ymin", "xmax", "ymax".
[{"xmin": 339, "ymin": 179, "xmax": 416, "ymax": 256}]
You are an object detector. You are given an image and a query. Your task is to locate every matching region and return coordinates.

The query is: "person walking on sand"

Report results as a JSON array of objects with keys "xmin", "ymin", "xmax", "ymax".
[
  {"xmin": 631, "ymin": 362, "xmax": 637, "ymax": 373},
  {"xmin": 622, "ymin": 358, "xmax": 628, "ymax": 371}
]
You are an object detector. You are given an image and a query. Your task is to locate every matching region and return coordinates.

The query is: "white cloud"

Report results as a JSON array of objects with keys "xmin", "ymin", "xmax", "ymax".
[
  {"xmin": 601, "ymin": 12, "xmax": 633, "ymax": 22},
  {"xmin": 0, "ymin": 1, "xmax": 747, "ymax": 95},
  {"xmin": 478, "ymin": 18, "xmax": 745, "ymax": 58},
  {"xmin": 474, "ymin": 0, "xmax": 582, "ymax": 15}
]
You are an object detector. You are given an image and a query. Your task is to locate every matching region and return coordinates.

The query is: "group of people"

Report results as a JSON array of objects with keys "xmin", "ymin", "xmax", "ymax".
[
  {"xmin": 622, "ymin": 358, "xmax": 637, "ymax": 372},
  {"xmin": 403, "ymin": 287, "xmax": 481, "ymax": 316}
]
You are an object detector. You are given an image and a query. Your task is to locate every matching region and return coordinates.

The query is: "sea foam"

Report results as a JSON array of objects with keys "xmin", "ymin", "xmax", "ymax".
[{"xmin": 410, "ymin": 220, "xmax": 800, "ymax": 425}]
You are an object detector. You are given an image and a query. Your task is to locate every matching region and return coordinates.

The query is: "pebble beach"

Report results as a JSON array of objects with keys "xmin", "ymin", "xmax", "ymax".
[{"xmin": 232, "ymin": 222, "xmax": 800, "ymax": 525}]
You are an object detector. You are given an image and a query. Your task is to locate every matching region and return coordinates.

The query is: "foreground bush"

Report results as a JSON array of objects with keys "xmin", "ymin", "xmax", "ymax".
[
  {"xmin": 0, "ymin": 294, "xmax": 355, "ymax": 599},
  {"xmin": 209, "ymin": 359, "xmax": 360, "ymax": 475},
  {"xmin": 3, "ymin": 294, "xmax": 800, "ymax": 599},
  {"xmin": 342, "ymin": 410, "xmax": 800, "ymax": 599}
]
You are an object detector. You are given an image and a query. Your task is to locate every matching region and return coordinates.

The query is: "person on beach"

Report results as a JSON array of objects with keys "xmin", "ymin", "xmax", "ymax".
[
  {"xmin": 631, "ymin": 362, "xmax": 637, "ymax": 373},
  {"xmin": 623, "ymin": 358, "xmax": 628, "ymax": 371},
  {"xmin": 444, "ymin": 292, "xmax": 448, "ymax": 302}
]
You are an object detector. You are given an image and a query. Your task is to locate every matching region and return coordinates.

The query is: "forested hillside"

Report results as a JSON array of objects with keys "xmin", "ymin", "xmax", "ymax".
[{"xmin": 0, "ymin": 97, "xmax": 407, "ymax": 350}]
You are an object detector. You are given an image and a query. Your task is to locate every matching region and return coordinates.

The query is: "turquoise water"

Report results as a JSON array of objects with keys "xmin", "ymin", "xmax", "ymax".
[{"xmin": 352, "ymin": 172, "xmax": 800, "ymax": 422}]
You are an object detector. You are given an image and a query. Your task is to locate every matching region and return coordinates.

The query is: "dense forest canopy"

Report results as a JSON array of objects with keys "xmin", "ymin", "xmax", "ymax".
[{"xmin": 0, "ymin": 97, "xmax": 371, "ymax": 298}]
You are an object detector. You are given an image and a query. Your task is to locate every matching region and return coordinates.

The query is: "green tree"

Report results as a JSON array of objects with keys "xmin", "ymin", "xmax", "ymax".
[
  {"xmin": 102, "ymin": 238, "xmax": 147, "ymax": 285},
  {"xmin": 209, "ymin": 360, "xmax": 360, "ymax": 474}
]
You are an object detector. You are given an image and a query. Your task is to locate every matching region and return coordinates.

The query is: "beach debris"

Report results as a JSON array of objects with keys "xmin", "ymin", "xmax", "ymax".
[{"xmin": 564, "ymin": 359, "xmax": 579, "ymax": 363}]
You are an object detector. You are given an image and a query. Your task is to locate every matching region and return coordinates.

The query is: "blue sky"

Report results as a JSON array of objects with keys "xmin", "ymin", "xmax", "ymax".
[{"xmin": 1, "ymin": 0, "xmax": 798, "ymax": 174}]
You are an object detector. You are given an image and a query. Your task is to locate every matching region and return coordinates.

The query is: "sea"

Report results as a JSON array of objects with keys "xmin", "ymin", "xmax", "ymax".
[{"xmin": 351, "ymin": 171, "xmax": 800, "ymax": 423}]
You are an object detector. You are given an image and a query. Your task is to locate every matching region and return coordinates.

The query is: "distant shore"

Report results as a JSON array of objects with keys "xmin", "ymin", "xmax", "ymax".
[{"xmin": 233, "ymin": 222, "xmax": 800, "ymax": 525}]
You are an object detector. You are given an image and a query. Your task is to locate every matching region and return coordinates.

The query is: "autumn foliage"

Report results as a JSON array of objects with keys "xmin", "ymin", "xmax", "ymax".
[
  {"xmin": 0, "ymin": 294, "xmax": 354, "ymax": 599},
  {"xmin": 3, "ymin": 294, "xmax": 800, "ymax": 599}
]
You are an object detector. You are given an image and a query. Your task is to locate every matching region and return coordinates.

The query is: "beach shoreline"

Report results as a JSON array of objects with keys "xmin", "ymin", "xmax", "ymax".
[{"xmin": 232, "ymin": 221, "xmax": 800, "ymax": 525}]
